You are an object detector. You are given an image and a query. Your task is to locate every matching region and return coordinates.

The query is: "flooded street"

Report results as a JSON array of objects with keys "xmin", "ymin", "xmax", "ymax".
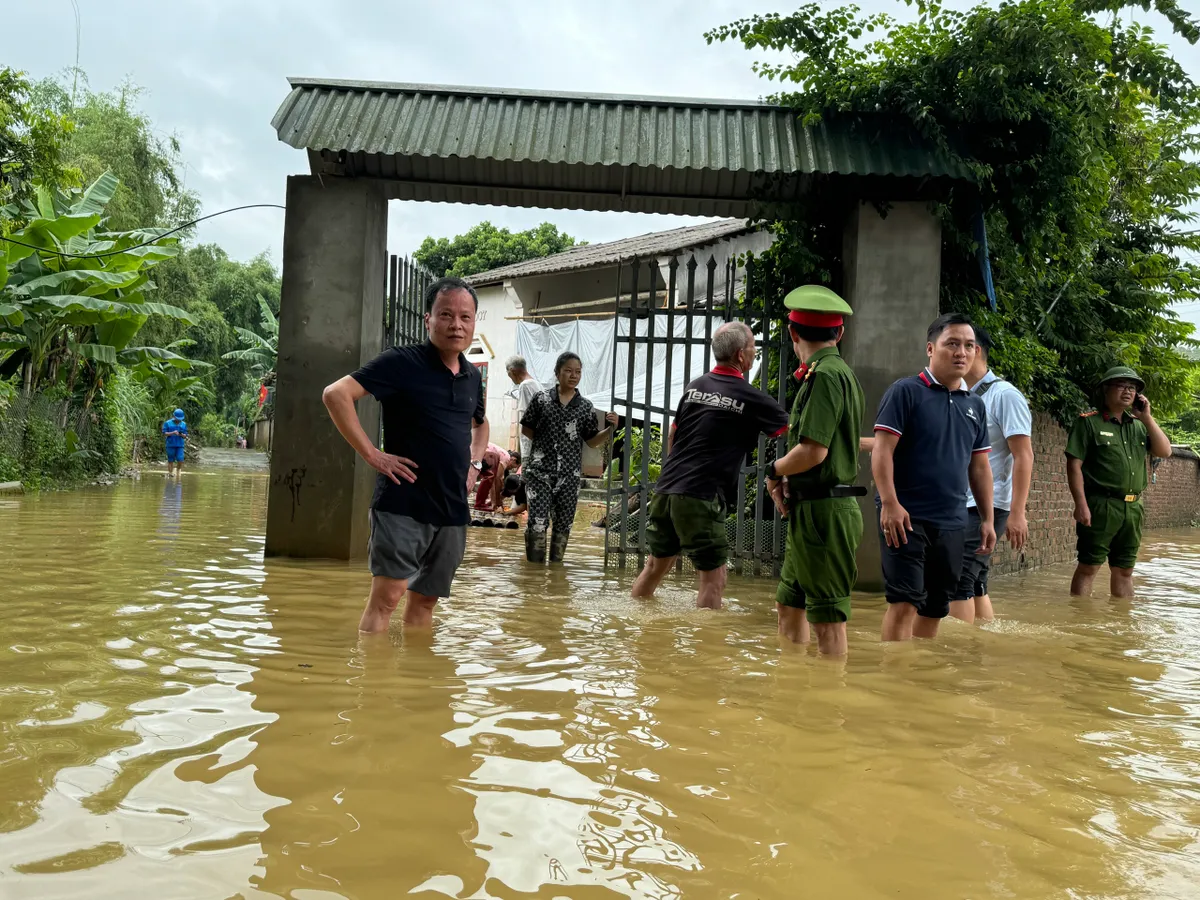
[{"xmin": 3, "ymin": 473, "xmax": 1200, "ymax": 899}]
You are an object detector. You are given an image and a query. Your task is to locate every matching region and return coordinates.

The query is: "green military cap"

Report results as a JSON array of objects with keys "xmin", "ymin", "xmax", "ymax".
[
  {"xmin": 1098, "ymin": 365, "xmax": 1144, "ymax": 392},
  {"xmin": 783, "ymin": 285, "xmax": 854, "ymax": 326}
]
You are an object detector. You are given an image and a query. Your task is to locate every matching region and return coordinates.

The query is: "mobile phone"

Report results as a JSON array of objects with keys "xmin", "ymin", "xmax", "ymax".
[{"xmin": 1133, "ymin": 396, "xmax": 1147, "ymax": 413}]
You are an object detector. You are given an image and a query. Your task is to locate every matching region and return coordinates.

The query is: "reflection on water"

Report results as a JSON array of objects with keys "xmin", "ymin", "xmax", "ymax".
[{"xmin": 3, "ymin": 473, "xmax": 1200, "ymax": 899}]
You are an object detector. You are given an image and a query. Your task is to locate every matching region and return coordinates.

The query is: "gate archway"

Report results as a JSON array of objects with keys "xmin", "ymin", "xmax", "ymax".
[{"xmin": 263, "ymin": 78, "xmax": 967, "ymax": 563}]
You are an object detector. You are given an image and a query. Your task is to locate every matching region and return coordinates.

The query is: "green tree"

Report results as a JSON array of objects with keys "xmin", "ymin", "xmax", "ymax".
[
  {"xmin": 221, "ymin": 294, "xmax": 277, "ymax": 375},
  {"xmin": 708, "ymin": 0, "xmax": 1200, "ymax": 421},
  {"xmin": 0, "ymin": 171, "xmax": 193, "ymax": 404},
  {"xmin": 143, "ymin": 245, "xmax": 281, "ymax": 421},
  {"xmin": 415, "ymin": 221, "xmax": 581, "ymax": 278},
  {"xmin": 32, "ymin": 74, "xmax": 199, "ymax": 233},
  {"xmin": 0, "ymin": 67, "xmax": 75, "ymax": 221}
]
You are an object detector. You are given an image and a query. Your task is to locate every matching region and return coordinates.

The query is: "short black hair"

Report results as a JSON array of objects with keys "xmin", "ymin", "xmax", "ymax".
[
  {"xmin": 503, "ymin": 474, "xmax": 523, "ymax": 496},
  {"xmin": 927, "ymin": 313, "xmax": 975, "ymax": 344},
  {"xmin": 425, "ymin": 276, "xmax": 479, "ymax": 313},
  {"xmin": 973, "ymin": 324, "xmax": 993, "ymax": 358},
  {"xmin": 554, "ymin": 351, "xmax": 582, "ymax": 375},
  {"xmin": 788, "ymin": 322, "xmax": 841, "ymax": 344}
]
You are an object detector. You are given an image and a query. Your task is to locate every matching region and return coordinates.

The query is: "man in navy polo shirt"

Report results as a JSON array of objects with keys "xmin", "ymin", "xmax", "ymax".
[
  {"xmin": 872, "ymin": 313, "xmax": 996, "ymax": 641},
  {"xmin": 322, "ymin": 277, "xmax": 490, "ymax": 633}
]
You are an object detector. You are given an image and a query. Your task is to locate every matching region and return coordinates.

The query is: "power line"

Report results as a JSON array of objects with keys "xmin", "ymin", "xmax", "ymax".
[{"xmin": 0, "ymin": 204, "xmax": 286, "ymax": 260}]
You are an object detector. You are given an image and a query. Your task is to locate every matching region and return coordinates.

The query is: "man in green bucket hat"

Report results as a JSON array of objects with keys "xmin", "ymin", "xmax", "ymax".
[
  {"xmin": 1065, "ymin": 366, "xmax": 1172, "ymax": 596},
  {"xmin": 765, "ymin": 285, "xmax": 867, "ymax": 656}
]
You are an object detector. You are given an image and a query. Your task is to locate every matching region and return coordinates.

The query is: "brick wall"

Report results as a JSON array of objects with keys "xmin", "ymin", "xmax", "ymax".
[{"xmin": 990, "ymin": 412, "xmax": 1200, "ymax": 576}]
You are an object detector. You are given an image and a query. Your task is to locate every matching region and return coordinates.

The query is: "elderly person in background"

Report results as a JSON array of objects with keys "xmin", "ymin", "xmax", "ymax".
[
  {"xmin": 631, "ymin": 322, "xmax": 788, "ymax": 610},
  {"xmin": 507, "ymin": 355, "xmax": 543, "ymax": 465}
]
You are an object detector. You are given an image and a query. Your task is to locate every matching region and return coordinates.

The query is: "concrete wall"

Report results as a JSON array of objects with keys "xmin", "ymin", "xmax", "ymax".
[
  {"xmin": 248, "ymin": 417, "xmax": 273, "ymax": 451},
  {"xmin": 840, "ymin": 201, "xmax": 943, "ymax": 590},
  {"xmin": 265, "ymin": 176, "xmax": 387, "ymax": 560}
]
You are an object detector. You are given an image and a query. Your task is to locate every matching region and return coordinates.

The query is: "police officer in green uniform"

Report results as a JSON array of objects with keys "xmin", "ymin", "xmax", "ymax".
[
  {"xmin": 765, "ymin": 286, "xmax": 866, "ymax": 656},
  {"xmin": 1066, "ymin": 366, "xmax": 1172, "ymax": 597}
]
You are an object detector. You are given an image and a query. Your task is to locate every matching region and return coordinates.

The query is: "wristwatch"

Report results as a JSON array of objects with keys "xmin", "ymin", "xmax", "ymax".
[
  {"xmin": 767, "ymin": 461, "xmax": 779, "ymax": 480},
  {"xmin": 470, "ymin": 460, "xmax": 483, "ymax": 471}
]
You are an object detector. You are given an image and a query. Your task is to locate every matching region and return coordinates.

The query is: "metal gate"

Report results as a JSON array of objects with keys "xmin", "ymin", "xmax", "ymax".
[
  {"xmin": 384, "ymin": 254, "xmax": 434, "ymax": 349},
  {"xmin": 604, "ymin": 253, "xmax": 791, "ymax": 576}
]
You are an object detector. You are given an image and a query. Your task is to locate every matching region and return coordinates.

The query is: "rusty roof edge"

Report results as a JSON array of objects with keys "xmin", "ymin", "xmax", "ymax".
[
  {"xmin": 284, "ymin": 77, "xmax": 777, "ymax": 110},
  {"xmin": 465, "ymin": 219, "xmax": 757, "ymax": 285}
]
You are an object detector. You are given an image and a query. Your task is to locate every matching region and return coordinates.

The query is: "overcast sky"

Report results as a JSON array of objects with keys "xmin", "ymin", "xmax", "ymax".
[{"xmin": 8, "ymin": 0, "xmax": 1199, "ymax": 317}]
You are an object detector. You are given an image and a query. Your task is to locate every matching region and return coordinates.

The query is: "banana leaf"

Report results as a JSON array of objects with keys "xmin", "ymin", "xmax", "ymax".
[
  {"xmin": 69, "ymin": 342, "xmax": 119, "ymax": 365},
  {"xmin": 69, "ymin": 172, "xmax": 120, "ymax": 218}
]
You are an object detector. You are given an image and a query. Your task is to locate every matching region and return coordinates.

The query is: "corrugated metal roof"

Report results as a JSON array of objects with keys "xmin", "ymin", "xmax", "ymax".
[
  {"xmin": 272, "ymin": 78, "xmax": 972, "ymax": 216},
  {"xmin": 466, "ymin": 218, "xmax": 754, "ymax": 284}
]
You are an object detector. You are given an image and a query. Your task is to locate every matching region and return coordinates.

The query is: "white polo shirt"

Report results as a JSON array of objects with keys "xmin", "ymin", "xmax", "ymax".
[{"xmin": 966, "ymin": 369, "xmax": 1032, "ymax": 511}]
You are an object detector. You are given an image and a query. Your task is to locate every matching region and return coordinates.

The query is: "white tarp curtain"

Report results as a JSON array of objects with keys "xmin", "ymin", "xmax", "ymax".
[{"xmin": 514, "ymin": 316, "xmax": 728, "ymax": 416}]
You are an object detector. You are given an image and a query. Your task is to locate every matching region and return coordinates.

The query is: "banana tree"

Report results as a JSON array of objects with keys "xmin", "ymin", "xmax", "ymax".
[
  {"xmin": 125, "ymin": 340, "xmax": 213, "ymax": 411},
  {"xmin": 221, "ymin": 293, "xmax": 278, "ymax": 374},
  {"xmin": 0, "ymin": 172, "xmax": 192, "ymax": 400}
]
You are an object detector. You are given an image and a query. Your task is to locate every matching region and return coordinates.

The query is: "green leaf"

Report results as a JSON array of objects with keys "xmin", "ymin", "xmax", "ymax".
[
  {"xmin": 69, "ymin": 171, "xmax": 120, "ymax": 218},
  {"xmin": 16, "ymin": 268, "xmax": 142, "ymax": 298},
  {"xmin": 69, "ymin": 342, "xmax": 118, "ymax": 366}
]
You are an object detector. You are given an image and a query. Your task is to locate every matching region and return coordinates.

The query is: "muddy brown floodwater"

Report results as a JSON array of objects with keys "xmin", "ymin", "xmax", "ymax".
[{"xmin": 2, "ymin": 471, "xmax": 1200, "ymax": 899}]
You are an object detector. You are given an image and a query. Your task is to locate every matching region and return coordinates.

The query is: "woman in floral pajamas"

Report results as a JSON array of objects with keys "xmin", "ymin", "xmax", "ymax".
[{"xmin": 520, "ymin": 351, "xmax": 618, "ymax": 563}]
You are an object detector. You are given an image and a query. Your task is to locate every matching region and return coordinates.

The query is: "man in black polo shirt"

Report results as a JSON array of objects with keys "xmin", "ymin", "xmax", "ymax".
[
  {"xmin": 322, "ymin": 277, "xmax": 490, "ymax": 633},
  {"xmin": 872, "ymin": 313, "xmax": 995, "ymax": 641},
  {"xmin": 631, "ymin": 322, "xmax": 788, "ymax": 608}
]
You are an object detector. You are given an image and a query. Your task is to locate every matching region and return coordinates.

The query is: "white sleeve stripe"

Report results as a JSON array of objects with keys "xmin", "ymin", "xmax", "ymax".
[{"xmin": 874, "ymin": 424, "xmax": 903, "ymax": 436}]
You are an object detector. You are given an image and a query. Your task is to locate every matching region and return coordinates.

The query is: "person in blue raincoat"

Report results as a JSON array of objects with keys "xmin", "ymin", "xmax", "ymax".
[{"xmin": 162, "ymin": 408, "xmax": 188, "ymax": 478}]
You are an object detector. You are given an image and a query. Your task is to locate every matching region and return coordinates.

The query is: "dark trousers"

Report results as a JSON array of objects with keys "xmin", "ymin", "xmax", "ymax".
[
  {"xmin": 525, "ymin": 471, "xmax": 579, "ymax": 562},
  {"xmin": 879, "ymin": 520, "xmax": 967, "ymax": 619}
]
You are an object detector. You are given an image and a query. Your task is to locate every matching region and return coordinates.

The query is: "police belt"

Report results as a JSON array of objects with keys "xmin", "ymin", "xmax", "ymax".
[
  {"xmin": 790, "ymin": 484, "xmax": 867, "ymax": 501},
  {"xmin": 1088, "ymin": 487, "xmax": 1141, "ymax": 503}
]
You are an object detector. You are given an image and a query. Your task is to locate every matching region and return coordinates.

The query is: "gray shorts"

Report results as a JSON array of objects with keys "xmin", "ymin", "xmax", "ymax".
[
  {"xmin": 956, "ymin": 506, "xmax": 1010, "ymax": 600},
  {"xmin": 368, "ymin": 510, "xmax": 467, "ymax": 598}
]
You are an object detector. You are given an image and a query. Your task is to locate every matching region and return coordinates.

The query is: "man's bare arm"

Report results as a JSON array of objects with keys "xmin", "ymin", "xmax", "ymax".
[
  {"xmin": 872, "ymin": 430, "xmax": 912, "ymax": 547},
  {"xmin": 967, "ymin": 453, "xmax": 995, "ymax": 525},
  {"xmin": 322, "ymin": 375, "xmax": 417, "ymax": 484},
  {"xmin": 1006, "ymin": 434, "xmax": 1033, "ymax": 550},
  {"xmin": 772, "ymin": 439, "xmax": 829, "ymax": 478},
  {"xmin": 871, "ymin": 431, "xmax": 900, "ymax": 505},
  {"xmin": 1066, "ymin": 457, "xmax": 1090, "ymax": 526}
]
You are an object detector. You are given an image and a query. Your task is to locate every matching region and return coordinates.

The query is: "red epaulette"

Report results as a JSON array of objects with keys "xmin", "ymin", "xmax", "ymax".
[{"xmin": 1080, "ymin": 410, "xmax": 1098, "ymax": 417}]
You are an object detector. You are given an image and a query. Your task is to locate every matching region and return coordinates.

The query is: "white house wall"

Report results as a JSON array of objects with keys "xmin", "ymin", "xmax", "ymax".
[{"xmin": 474, "ymin": 283, "xmax": 524, "ymax": 452}]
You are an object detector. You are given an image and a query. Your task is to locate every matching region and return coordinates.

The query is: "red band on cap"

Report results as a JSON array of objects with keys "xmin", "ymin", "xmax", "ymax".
[{"xmin": 788, "ymin": 310, "xmax": 844, "ymax": 327}]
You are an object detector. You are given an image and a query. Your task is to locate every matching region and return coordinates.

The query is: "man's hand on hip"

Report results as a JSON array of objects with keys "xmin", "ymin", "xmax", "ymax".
[{"xmin": 369, "ymin": 448, "xmax": 418, "ymax": 485}]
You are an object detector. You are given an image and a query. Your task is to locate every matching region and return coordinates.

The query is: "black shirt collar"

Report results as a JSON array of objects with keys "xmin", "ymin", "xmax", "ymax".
[{"xmin": 421, "ymin": 340, "xmax": 472, "ymax": 377}]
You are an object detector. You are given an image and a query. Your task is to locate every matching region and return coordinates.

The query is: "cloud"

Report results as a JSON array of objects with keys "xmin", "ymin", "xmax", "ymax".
[{"xmin": 8, "ymin": 0, "xmax": 1198, "ymax": 305}]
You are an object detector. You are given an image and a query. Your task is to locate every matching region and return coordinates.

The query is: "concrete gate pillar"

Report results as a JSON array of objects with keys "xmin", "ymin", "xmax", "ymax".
[
  {"xmin": 265, "ymin": 175, "xmax": 387, "ymax": 560},
  {"xmin": 840, "ymin": 201, "xmax": 942, "ymax": 590}
]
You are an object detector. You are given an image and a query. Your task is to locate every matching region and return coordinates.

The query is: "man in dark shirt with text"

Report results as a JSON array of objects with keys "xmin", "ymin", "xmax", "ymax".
[
  {"xmin": 631, "ymin": 322, "xmax": 788, "ymax": 609},
  {"xmin": 872, "ymin": 313, "xmax": 995, "ymax": 641},
  {"xmin": 322, "ymin": 277, "xmax": 490, "ymax": 633}
]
